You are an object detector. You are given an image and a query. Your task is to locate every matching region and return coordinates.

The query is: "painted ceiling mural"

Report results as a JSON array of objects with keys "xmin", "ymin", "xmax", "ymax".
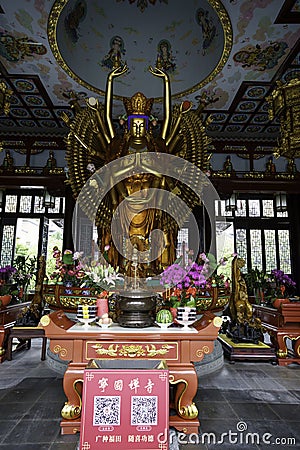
[
  {"xmin": 49, "ymin": 0, "xmax": 232, "ymax": 100},
  {"xmin": 0, "ymin": 0, "xmax": 299, "ymax": 141}
]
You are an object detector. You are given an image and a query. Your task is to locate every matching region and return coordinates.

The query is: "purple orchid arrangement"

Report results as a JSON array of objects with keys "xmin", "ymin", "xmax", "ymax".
[
  {"xmin": 160, "ymin": 252, "xmax": 232, "ymax": 307},
  {"xmin": 270, "ymin": 269, "xmax": 296, "ymax": 298}
]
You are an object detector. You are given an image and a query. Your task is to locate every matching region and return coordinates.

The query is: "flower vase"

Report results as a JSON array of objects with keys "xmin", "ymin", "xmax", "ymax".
[
  {"xmin": 0, "ymin": 294, "xmax": 12, "ymax": 308},
  {"xmin": 273, "ymin": 298, "xmax": 290, "ymax": 310}
]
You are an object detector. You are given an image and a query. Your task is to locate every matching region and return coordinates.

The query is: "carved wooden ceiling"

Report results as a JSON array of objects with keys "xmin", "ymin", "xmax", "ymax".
[{"xmin": 0, "ymin": 0, "xmax": 299, "ymax": 156}]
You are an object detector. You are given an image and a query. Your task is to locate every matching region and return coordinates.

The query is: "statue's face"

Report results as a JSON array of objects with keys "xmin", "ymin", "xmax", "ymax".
[{"xmin": 131, "ymin": 117, "xmax": 146, "ymax": 138}]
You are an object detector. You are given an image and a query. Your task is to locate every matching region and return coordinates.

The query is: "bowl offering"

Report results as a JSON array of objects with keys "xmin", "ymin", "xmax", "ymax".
[
  {"xmin": 176, "ymin": 307, "xmax": 197, "ymax": 329},
  {"xmin": 77, "ymin": 305, "xmax": 97, "ymax": 326}
]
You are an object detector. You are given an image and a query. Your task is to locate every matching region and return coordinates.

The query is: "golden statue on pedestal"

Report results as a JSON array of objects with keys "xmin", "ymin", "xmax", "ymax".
[
  {"xmin": 225, "ymin": 256, "xmax": 262, "ymax": 343},
  {"xmin": 63, "ymin": 65, "xmax": 210, "ymax": 277}
]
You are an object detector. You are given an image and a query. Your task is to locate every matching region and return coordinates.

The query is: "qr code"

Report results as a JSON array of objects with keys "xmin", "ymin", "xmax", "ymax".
[
  {"xmin": 93, "ymin": 396, "xmax": 121, "ymax": 426},
  {"xmin": 131, "ymin": 396, "xmax": 158, "ymax": 425}
]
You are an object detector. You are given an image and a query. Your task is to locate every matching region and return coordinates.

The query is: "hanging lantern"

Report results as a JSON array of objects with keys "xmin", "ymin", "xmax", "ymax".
[
  {"xmin": 43, "ymin": 190, "xmax": 55, "ymax": 208},
  {"xmin": 275, "ymin": 193, "xmax": 287, "ymax": 213},
  {"xmin": 225, "ymin": 193, "xmax": 237, "ymax": 211}
]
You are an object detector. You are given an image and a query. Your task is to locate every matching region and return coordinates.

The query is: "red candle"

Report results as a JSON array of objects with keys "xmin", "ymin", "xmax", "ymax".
[{"xmin": 97, "ymin": 296, "xmax": 108, "ymax": 318}]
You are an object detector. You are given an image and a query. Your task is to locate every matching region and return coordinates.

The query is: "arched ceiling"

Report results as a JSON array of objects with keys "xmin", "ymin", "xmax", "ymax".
[{"xmin": 0, "ymin": 0, "xmax": 299, "ymax": 151}]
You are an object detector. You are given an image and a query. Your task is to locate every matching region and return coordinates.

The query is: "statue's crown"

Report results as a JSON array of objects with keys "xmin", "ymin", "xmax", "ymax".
[{"xmin": 123, "ymin": 92, "xmax": 153, "ymax": 116}]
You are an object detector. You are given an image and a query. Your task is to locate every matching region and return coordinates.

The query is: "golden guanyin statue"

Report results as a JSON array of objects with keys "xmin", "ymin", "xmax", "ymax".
[
  {"xmin": 226, "ymin": 256, "xmax": 262, "ymax": 343},
  {"xmin": 229, "ymin": 257, "xmax": 253, "ymax": 324},
  {"xmin": 63, "ymin": 65, "xmax": 210, "ymax": 277}
]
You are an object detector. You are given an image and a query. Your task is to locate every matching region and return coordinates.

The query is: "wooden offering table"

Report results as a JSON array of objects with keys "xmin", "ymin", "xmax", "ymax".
[
  {"xmin": 0, "ymin": 302, "xmax": 30, "ymax": 362},
  {"xmin": 41, "ymin": 310, "xmax": 222, "ymax": 435},
  {"xmin": 253, "ymin": 303, "xmax": 300, "ymax": 366}
]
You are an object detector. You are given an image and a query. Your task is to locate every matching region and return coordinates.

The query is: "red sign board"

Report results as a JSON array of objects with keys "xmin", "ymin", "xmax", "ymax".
[{"xmin": 79, "ymin": 368, "xmax": 169, "ymax": 450}]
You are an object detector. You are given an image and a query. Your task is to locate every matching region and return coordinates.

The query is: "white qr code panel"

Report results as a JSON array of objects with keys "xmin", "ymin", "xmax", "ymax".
[
  {"xmin": 93, "ymin": 396, "xmax": 121, "ymax": 426},
  {"xmin": 131, "ymin": 396, "xmax": 158, "ymax": 425}
]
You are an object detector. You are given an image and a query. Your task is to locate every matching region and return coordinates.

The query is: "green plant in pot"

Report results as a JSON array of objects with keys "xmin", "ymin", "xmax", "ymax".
[{"xmin": 244, "ymin": 267, "xmax": 269, "ymax": 304}]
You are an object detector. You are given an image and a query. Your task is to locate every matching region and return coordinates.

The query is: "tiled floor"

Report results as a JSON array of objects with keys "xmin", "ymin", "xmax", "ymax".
[{"xmin": 0, "ymin": 339, "xmax": 299, "ymax": 450}]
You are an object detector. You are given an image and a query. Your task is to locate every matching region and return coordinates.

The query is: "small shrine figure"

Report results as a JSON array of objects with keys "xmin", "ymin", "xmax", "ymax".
[
  {"xmin": 223, "ymin": 155, "xmax": 234, "ymax": 174},
  {"xmin": 2, "ymin": 150, "xmax": 14, "ymax": 170},
  {"xmin": 265, "ymin": 156, "xmax": 276, "ymax": 175},
  {"xmin": 45, "ymin": 151, "xmax": 57, "ymax": 171},
  {"xmin": 286, "ymin": 158, "xmax": 297, "ymax": 175},
  {"xmin": 43, "ymin": 150, "xmax": 58, "ymax": 175}
]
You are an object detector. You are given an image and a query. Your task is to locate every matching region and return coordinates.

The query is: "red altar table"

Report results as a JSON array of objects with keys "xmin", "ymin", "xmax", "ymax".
[
  {"xmin": 253, "ymin": 303, "xmax": 300, "ymax": 366},
  {"xmin": 40, "ymin": 310, "xmax": 222, "ymax": 435}
]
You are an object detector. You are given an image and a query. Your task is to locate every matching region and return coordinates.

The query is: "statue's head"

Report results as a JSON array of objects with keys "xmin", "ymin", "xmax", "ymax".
[
  {"xmin": 130, "ymin": 116, "xmax": 147, "ymax": 138},
  {"xmin": 128, "ymin": 115, "xmax": 148, "ymax": 141},
  {"xmin": 123, "ymin": 92, "xmax": 154, "ymax": 138}
]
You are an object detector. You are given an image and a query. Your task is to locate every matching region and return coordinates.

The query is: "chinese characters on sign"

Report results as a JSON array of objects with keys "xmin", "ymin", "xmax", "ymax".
[{"xmin": 80, "ymin": 369, "xmax": 169, "ymax": 450}]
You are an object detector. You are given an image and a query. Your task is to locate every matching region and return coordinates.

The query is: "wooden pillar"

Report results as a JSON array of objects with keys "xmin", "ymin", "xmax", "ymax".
[
  {"xmin": 288, "ymin": 194, "xmax": 300, "ymax": 292},
  {"xmin": 63, "ymin": 185, "xmax": 75, "ymax": 252}
]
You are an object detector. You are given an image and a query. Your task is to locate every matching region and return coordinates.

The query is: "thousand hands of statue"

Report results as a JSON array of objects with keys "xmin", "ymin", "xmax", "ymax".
[{"xmin": 63, "ymin": 64, "xmax": 210, "ymax": 283}]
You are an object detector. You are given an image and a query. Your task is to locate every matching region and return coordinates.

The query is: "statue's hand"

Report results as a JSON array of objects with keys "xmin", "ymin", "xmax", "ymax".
[
  {"xmin": 109, "ymin": 64, "xmax": 128, "ymax": 79},
  {"xmin": 148, "ymin": 66, "xmax": 167, "ymax": 79}
]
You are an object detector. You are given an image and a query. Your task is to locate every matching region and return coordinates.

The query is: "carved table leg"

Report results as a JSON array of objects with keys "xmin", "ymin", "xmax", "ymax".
[
  {"xmin": 61, "ymin": 363, "xmax": 85, "ymax": 422},
  {"xmin": 276, "ymin": 332, "xmax": 288, "ymax": 359},
  {"xmin": 292, "ymin": 336, "xmax": 300, "ymax": 359},
  {"xmin": 169, "ymin": 363, "xmax": 198, "ymax": 420}
]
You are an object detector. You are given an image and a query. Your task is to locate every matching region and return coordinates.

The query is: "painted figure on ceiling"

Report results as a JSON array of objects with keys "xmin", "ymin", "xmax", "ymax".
[
  {"xmin": 156, "ymin": 39, "xmax": 176, "ymax": 73},
  {"xmin": 196, "ymin": 7, "xmax": 216, "ymax": 55},
  {"xmin": 63, "ymin": 65, "xmax": 209, "ymax": 279},
  {"xmin": 0, "ymin": 33, "xmax": 47, "ymax": 62},
  {"xmin": 64, "ymin": 0, "xmax": 87, "ymax": 43},
  {"xmin": 233, "ymin": 41, "xmax": 288, "ymax": 71},
  {"xmin": 101, "ymin": 36, "xmax": 126, "ymax": 70}
]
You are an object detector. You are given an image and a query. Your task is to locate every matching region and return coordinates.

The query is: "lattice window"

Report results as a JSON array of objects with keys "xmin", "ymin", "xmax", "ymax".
[
  {"xmin": 34, "ymin": 195, "xmax": 45, "ymax": 213},
  {"xmin": 48, "ymin": 197, "xmax": 61, "ymax": 214},
  {"xmin": 278, "ymin": 230, "xmax": 291, "ymax": 274},
  {"xmin": 277, "ymin": 210, "xmax": 288, "ymax": 218},
  {"xmin": 215, "ymin": 196, "xmax": 292, "ymax": 275},
  {"xmin": 5, "ymin": 195, "xmax": 17, "ymax": 213},
  {"xmin": 0, "ymin": 191, "xmax": 65, "ymax": 267},
  {"xmin": 219, "ymin": 200, "xmax": 233, "ymax": 217},
  {"xmin": 19, "ymin": 195, "xmax": 32, "ymax": 213},
  {"xmin": 235, "ymin": 228, "xmax": 247, "ymax": 272},
  {"xmin": 264, "ymin": 229, "xmax": 277, "ymax": 272},
  {"xmin": 248, "ymin": 199, "xmax": 260, "ymax": 217},
  {"xmin": 262, "ymin": 200, "xmax": 274, "ymax": 218},
  {"xmin": 0, "ymin": 225, "xmax": 15, "ymax": 266},
  {"xmin": 250, "ymin": 229, "xmax": 263, "ymax": 270},
  {"xmin": 235, "ymin": 199, "xmax": 246, "ymax": 217}
]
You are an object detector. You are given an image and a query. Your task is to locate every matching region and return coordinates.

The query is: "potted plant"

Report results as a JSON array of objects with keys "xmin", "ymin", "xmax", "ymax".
[
  {"xmin": 160, "ymin": 252, "xmax": 232, "ymax": 315},
  {"xmin": 243, "ymin": 267, "xmax": 269, "ymax": 304},
  {"xmin": 268, "ymin": 269, "xmax": 296, "ymax": 309},
  {"xmin": 0, "ymin": 283, "xmax": 13, "ymax": 307},
  {"xmin": 9, "ymin": 255, "xmax": 37, "ymax": 301},
  {"xmin": 0, "ymin": 265, "xmax": 19, "ymax": 307}
]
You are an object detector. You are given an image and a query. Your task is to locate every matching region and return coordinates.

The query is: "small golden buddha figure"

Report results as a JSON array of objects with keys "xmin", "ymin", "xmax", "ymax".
[
  {"xmin": 265, "ymin": 156, "xmax": 276, "ymax": 175},
  {"xmin": 223, "ymin": 155, "xmax": 233, "ymax": 173},
  {"xmin": 2, "ymin": 150, "xmax": 14, "ymax": 170},
  {"xmin": 45, "ymin": 151, "xmax": 57, "ymax": 170}
]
